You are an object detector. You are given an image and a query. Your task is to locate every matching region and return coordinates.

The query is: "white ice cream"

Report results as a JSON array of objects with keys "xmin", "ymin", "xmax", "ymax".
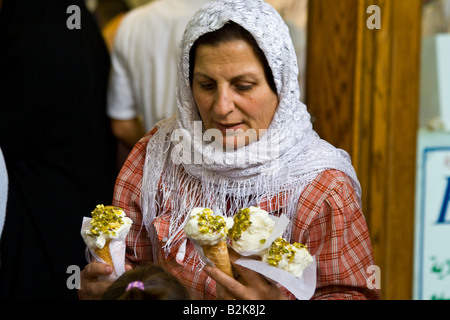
[
  {"xmin": 262, "ymin": 237, "xmax": 313, "ymax": 278},
  {"xmin": 81, "ymin": 205, "xmax": 132, "ymax": 249},
  {"xmin": 230, "ymin": 206, "xmax": 275, "ymax": 253},
  {"xmin": 184, "ymin": 207, "xmax": 234, "ymax": 246}
]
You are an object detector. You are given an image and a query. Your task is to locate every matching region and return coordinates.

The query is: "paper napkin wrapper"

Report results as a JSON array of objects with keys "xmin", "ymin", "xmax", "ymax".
[
  {"xmin": 235, "ymin": 256, "xmax": 316, "ymax": 300},
  {"xmin": 81, "ymin": 217, "xmax": 127, "ymax": 281}
]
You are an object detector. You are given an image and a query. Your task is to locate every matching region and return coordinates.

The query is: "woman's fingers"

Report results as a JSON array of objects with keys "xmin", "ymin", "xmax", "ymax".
[
  {"xmin": 79, "ymin": 262, "xmax": 114, "ymax": 300},
  {"xmin": 204, "ymin": 249, "xmax": 287, "ymax": 300},
  {"xmin": 203, "ymin": 264, "xmax": 246, "ymax": 299}
]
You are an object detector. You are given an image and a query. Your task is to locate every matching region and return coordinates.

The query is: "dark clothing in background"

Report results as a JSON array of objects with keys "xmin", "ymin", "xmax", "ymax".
[{"xmin": 0, "ymin": 0, "xmax": 118, "ymax": 299}]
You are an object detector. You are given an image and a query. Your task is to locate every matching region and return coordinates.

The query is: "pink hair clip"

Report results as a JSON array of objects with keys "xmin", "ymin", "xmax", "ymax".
[{"xmin": 126, "ymin": 281, "xmax": 145, "ymax": 291}]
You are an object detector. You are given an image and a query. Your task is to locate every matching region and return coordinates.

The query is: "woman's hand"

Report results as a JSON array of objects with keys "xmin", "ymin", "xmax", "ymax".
[
  {"xmin": 79, "ymin": 262, "xmax": 132, "ymax": 300},
  {"xmin": 203, "ymin": 249, "xmax": 287, "ymax": 300}
]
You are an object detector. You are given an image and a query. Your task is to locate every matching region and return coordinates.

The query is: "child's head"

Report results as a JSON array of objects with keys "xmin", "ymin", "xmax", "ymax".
[{"xmin": 101, "ymin": 264, "xmax": 190, "ymax": 300}]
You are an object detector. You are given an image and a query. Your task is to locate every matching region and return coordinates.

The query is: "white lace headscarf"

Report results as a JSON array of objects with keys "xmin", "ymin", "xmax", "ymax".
[{"xmin": 141, "ymin": 0, "xmax": 361, "ymax": 260}]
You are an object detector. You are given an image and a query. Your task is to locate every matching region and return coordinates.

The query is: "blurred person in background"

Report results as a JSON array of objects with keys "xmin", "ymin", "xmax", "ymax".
[
  {"xmin": 0, "ymin": 0, "xmax": 117, "ymax": 299},
  {"xmin": 0, "ymin": 147, "xmax": 6, "ymax": 268},
  {"xmin": 422, "ymin": 0, "xmax": 450, "ymax": 36},
  {"xmin": 106, "ymin": 0, "xmax": 211, "ymax": 150}
]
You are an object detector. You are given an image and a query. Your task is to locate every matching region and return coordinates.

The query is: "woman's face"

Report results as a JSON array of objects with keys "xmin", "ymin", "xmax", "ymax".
[{"xmin": 192, "ymin": 39, "xmax": 279, "ymax": 149}]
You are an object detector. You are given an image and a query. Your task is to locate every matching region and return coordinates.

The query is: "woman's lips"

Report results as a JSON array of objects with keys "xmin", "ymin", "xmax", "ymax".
[{"xmin": 214, "ymin": 122, "xmax": 244, "ymax": 134}]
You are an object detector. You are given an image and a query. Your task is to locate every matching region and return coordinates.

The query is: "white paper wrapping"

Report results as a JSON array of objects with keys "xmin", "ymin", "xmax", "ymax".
[
  {"xmin": 235, "ymin": 256, "xmax": 316, "ymax": 300},
  {"xmin": 81, "ymin": 217, "xmax": 128, "ymax": 281}
]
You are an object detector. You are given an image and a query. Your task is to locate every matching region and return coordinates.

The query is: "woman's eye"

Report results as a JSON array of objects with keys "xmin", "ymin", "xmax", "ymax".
[
  {"xmin": 236, "ymin": 84, "xmax": 254, "ymax": 91},
  {"xmin": 200, "ymin": 82, "xmax": 216, "ymax": 90}
]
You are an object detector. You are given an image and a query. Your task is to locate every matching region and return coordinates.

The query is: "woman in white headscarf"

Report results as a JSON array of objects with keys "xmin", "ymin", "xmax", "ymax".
[
  {"xmin": 0, "ymin": 148, "xmax": 7, "ymax": 262},
  {"xmin": 81, "ymin": 0, "xmax": 379, "ymax": 300}
]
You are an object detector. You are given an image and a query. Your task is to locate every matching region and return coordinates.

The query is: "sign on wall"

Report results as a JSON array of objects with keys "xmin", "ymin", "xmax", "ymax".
[{"xmin": 414, "ymin": 130, "xmax": 450, "ymax": 300}]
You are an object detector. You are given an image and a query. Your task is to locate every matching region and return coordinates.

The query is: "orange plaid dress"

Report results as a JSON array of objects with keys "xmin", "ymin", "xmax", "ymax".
[{"xmin": 113, "ymin": 130, "xmax": 380, "ymax": 300}]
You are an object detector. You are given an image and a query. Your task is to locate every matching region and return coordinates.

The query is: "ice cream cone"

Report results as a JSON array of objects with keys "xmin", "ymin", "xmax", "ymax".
[
  {"xmin": 202, "ymin": 241, "xmax": 233, "ymax": 277},
  {"xmin": 94, "ymin": 240, "xmax": 114, "ymax": 267}
]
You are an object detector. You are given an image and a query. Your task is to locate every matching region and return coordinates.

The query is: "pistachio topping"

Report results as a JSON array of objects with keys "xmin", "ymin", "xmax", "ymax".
[
  {"xmin": 266, "ymin": 237, "xmax": 308, "ymax": 267},
  {"xmin": 196, "ymin": 208, "xmax": 228, "ymax": 237},
  {"xmin": 89, "ymin": 204, "xmax": 126, "ymax": 238},
  {"xmin": 228, "ymin": 207, "xmax": 252, "ymax": 241}
]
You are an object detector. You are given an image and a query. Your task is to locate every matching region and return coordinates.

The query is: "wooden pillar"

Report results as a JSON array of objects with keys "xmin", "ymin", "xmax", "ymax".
[{"xmin": 306, "ymin": 0, "xmax": 422, "ymax": 299}]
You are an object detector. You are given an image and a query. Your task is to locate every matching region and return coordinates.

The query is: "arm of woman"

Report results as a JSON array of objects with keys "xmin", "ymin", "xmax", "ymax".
[
  {"xmin": 292, "ymin": 170, "xmax": 380, "ymax": 300},
  {"xmin": 79, "ymin": 131, "xmax": 156, "ymax": 299},
  {"xmin": 205, "ymin": 170, "xmax": 379, "ymax": 300},
  {"xmin": 111, "ymin": 130, "xmax": 156, "ymax": 268}
]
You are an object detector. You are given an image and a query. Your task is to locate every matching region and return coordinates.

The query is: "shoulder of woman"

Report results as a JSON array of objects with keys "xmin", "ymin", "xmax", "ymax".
[
  {"xmin": 300, "ymin": 169, "xmax": 356, "ymax": 205},
  {"xmin": 314, "ymin": 169, "xmax": 355, "ymax": 189},
  {"xmin": 116, "ymin": 127, "xmax": 159, "ymax": 177},
  {"xmin": 132, "ymin": 126, "xmax": 158, "ymax": 152}
]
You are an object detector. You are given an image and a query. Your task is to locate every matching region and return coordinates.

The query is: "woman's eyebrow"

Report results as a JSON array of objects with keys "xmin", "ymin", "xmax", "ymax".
[
  {"xmin": 193, "ymin": 72, "xmax": 212, "ymax": 80},
  {"xmin": 193, "ymin": 72, "xmax": 260, "ymax": 81},
  {"xmin": 231, "ymin": 74, "xmax": 260, "ymax": 82}
]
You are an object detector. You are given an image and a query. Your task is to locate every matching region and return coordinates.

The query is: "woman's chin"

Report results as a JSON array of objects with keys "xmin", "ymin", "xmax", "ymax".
[{"xmin": 222, "ymin": 136, "xmax": 250, "ymax": 151}]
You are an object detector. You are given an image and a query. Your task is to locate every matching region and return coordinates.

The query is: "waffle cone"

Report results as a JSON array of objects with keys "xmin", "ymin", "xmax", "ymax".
[
  {"xmin": 202, "ymin": 241, "xmax": 233, "ymax": 277},
  {"xmin": 94, "ymin": 241, "xmax": 114, "ymax": 267}
]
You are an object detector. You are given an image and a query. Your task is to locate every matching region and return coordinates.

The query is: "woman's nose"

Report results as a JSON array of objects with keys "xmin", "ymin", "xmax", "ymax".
[{"xmin": 213, "ymin": 87, "xmax": 234, "ymax": 117}]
